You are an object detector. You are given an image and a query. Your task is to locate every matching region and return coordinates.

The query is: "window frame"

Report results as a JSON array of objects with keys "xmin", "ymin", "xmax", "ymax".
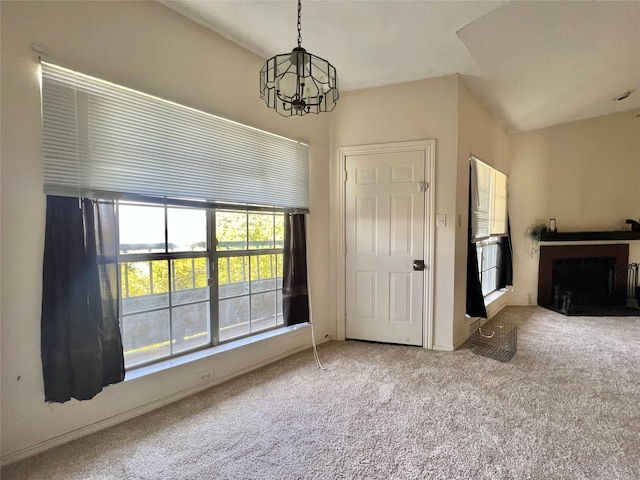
[
  {"xmin": 213, "ymin": 209, "xmax": 286, "ymax": 345},
  {"xmin": 476, "ymin": 237, "xmax": 501, "ymax": 297},
  {"xmin": 116, "ymin": 200, "xmax": 287, "ymax": 370}
]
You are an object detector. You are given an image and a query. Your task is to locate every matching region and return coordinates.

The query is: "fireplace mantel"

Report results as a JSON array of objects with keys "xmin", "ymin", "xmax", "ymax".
[{"xmin": 539, "ymin": 231, "xmax": 640, "ymax": 242}]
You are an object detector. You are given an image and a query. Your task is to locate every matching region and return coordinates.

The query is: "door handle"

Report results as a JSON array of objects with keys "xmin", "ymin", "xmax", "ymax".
[{"xmin": 413, "ymin": 260, "xmax": 425, "ymax": 271}]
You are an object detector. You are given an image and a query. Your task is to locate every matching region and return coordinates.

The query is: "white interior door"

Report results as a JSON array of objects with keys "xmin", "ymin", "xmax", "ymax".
[{"xmin": 345, "ymin": 149, "xmax": 426, "ymax": 346}]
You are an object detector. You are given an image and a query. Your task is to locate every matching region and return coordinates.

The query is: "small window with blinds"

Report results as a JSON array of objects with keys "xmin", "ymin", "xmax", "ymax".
[
  {"xmin": 470, "ymin": 156, "xmax": 508, "ymax": 296},
  {"xmin": 470, "ymin": 157, "xmax": 508, "ymax": 242}
]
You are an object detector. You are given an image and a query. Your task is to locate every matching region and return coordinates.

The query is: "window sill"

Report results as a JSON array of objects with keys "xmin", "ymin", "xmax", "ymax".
[
  {"xmin": 465, "ymin": 287, "xmax": 511, "ymax": 322},
  {"xmin": 484, "ymin": 287, "xmax": 510, "ymax": 307},
  {"xmin": 125, "ymin": 323, "xmax": 311, "ymax": 382}
]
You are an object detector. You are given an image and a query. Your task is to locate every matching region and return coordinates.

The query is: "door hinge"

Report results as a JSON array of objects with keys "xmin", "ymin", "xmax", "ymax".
[
  {"xmin": 344, "ymin": 170, "xmax": 348, "ymax": 182},
  {"xmin": 418, "ymin": 181, "xmax": 428, "ymax": 192}
]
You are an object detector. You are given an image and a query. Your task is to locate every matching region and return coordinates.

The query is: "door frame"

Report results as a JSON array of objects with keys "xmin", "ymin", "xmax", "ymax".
[{"xmin": 335, "ymin": 140, "xmax": 436, "ymax": 349}]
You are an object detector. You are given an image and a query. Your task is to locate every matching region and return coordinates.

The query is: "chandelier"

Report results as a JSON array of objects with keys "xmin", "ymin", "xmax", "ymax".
[{"xmin": 260, "ymin": 0, "xmax": 339, "ymax": 116}]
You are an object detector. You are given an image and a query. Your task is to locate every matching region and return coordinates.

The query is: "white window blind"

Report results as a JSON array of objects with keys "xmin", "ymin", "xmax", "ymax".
[
  {"xmin": 491, "ymin": 169, "xmax": 508, "ymax": 236},
  {"xmin": 470, "ymin": 156, "xmax": 507, "ymax": 241},
  {"xmin": 40, "ymin": 62, "xmax": 309, "ymax": 211}
]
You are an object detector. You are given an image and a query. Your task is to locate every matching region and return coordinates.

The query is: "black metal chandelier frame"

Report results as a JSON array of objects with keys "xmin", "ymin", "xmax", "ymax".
[{"xmin": 260, "ymin": 0, "xmax": 339, "ymax": 116}]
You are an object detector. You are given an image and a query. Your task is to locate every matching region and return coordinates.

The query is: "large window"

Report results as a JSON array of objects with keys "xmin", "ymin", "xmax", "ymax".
[
  {"xmin": 40, "ymin": 62, "xmax": 310, "ymax": 371},
  {"xmin": 118, "ymin": 202, "xmax": 285, "ymax": 369}
]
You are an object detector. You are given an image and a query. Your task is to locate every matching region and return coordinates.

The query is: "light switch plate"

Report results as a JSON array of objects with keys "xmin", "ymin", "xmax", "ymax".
[{"xmin": 436, "ymin": 214, "xmax": 446, "ymax": 228}]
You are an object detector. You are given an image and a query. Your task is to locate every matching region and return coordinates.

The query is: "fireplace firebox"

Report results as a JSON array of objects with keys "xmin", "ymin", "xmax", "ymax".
[{"xmin": 538, "ymin": 244, "xmax": 629, "ymax": 314}]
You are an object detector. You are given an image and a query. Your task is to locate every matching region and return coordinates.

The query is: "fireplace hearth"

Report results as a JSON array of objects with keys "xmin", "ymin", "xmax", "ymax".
[{"xmin": 538, "ymin": 244, "xmax": 632, "ymax": 316}]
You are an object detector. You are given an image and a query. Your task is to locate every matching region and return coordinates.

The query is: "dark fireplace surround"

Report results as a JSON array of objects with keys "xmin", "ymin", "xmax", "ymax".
[{"xmin": 538, "ymin": 244, "xmax": 629, "ymax": 314}]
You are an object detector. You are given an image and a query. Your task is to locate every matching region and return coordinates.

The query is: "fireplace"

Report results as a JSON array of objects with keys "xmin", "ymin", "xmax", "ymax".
[{"xmin": 538, "ymin": 244, "xmax": 629, "ymax": 314}]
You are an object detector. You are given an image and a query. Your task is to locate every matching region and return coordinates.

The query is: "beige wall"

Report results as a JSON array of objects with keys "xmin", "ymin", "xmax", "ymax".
[
  {"xmin": 456, "ymin": 79, "xmax": 510, "ymax": 346},
  {"xmin": 0, "ymin": 1, "xmax": 332, "ymax": 462},
  {"xmin": 329, "ymin": 76, "xmax": 460, "ymax": 350},
  {"xmin": 509, "ymin": 109, "xmax": 640, "ymax": 305}
]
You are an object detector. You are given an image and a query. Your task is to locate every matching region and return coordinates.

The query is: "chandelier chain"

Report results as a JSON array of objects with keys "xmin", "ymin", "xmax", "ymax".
[{"xmin": 297, "ymin": 0, "xmax": 302, "ymax": 48}]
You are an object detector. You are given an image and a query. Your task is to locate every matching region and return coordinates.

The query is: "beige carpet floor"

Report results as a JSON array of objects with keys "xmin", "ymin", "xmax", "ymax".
[{"xmin": 3, "ymin": 306, "xmax": 640, "ymax": 479}]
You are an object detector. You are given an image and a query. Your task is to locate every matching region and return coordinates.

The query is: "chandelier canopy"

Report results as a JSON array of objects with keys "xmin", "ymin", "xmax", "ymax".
[{"xmin": 260, "ymin": 0, "xmax": 339, "ymax": 116}]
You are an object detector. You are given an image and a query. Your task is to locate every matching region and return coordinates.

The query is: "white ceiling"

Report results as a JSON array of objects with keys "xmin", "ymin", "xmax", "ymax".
[{"xmin": 161, "ymin": 0, "xmax": 640, "ymax": 132}]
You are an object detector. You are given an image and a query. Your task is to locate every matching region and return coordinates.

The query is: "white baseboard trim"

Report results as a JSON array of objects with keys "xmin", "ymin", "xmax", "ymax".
[
  {"xmin": 432, "ymin": 344, "xmax": 454, "ymax": 351},
  {"xmin": 1, "ymin": 333, "xmax": 325, "ymax": 467}
]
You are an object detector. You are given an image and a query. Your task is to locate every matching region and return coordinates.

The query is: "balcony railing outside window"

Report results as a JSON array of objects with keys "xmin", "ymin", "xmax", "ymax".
[{"xmin": 118, "ymin": 204, "xmax": 285, "ymax": 369}]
